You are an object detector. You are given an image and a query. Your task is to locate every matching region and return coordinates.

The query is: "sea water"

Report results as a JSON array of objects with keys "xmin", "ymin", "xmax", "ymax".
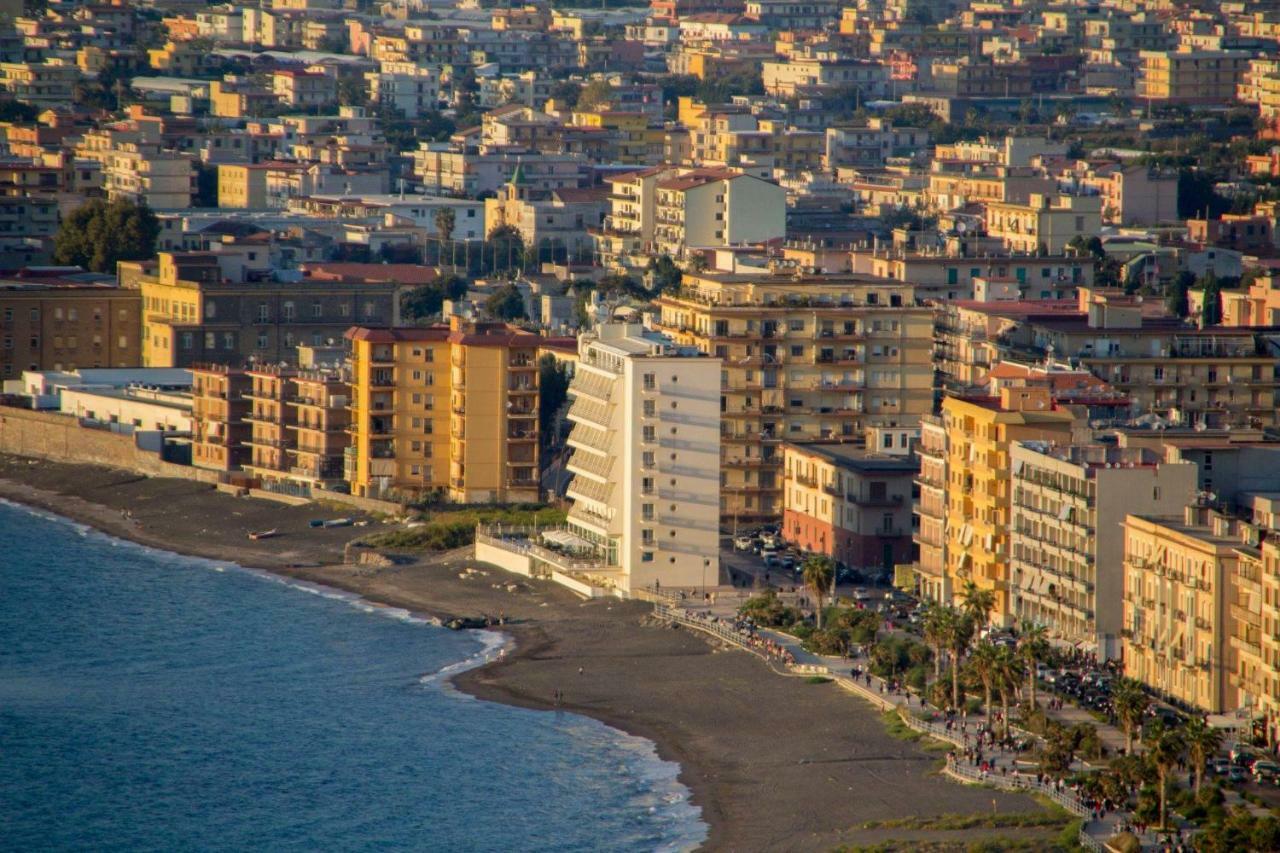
[{"xmin": 0, "ymin": 502, "xmax": 706, "ymax": 852}]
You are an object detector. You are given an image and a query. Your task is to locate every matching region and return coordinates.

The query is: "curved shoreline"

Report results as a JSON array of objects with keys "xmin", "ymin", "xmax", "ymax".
[
  {"xmin": 0, "ymin": 489, "xmax": 711, "ymax": 845},
  {"xmin": 0, "ymin": 462, "xmax": 1047, "ymax": 851},
  {"xmin": 0, "ymin": 479, "xmax": 720, "ymax": 849}
]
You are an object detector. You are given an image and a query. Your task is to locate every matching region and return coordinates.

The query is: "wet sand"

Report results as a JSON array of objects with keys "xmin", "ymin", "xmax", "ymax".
[{"xmin": 0, "ymin": 455, "xmax": 1044, "ymax": 851}]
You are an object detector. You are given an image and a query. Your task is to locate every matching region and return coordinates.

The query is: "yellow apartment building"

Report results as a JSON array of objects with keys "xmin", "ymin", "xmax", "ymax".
[
  {"xmin": 940, "ymin": 388, "xmax": 1078, "ymax": 624},
  {"xmin": 1138, "ymin": 48, "xmax": 1252, "ymax": 103},
  {"xmin": 190, "ymin": 365, "xmax": 251, "ymax": 473},
  {"xmin": 1122, "ymin": 506, "xmax": 1244, "ymax": 714},
  {"xmin": 345, "ymin": 319, "xmax": 562, "ymax": 503},
  {"xmin": 655, "ymin": 271, "xmax": 935, "ymax": 524}
]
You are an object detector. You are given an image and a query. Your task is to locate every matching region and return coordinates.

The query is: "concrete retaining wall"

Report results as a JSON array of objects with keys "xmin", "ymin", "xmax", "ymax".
[
  {"xmin": 475, "ymin": 539, "xmax": 535, "ymax": 576},
  {"xmin": 0, "ymin": 406, "xmax": 218, "ymax": 484},
  {"xmin": 313, "ymin": 487, "xmax": 405, "ymax": 516}
]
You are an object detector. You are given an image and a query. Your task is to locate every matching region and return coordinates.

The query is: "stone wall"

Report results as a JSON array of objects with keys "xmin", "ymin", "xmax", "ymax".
[{"xmin": 0, "ymin": 406, "xmax": 218, "ymax": 484}]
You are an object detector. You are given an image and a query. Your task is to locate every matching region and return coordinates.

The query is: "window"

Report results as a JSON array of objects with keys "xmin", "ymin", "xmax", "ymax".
[
  {"xmin": 641, "ymin": 529, "xmax": 654, "ymax": 545},
  {"xmin": 643, "ymin": 399, "xmax": 655, "ymax": 417},
  {"xmin": 641, "ymin": 552, "xmax": 654, "ymax": 563},
  {"xmin": 205, "ymin": 300, "xmax": 216, "ymax": 319},
  {"xmin": 642, "ymin": 477, "xmax": 654, "ymax": 495},
  {"xmin": 205, "ymin": 332, "xmax": 216, "ymax": 349},
  {"xmin": 788, "ymin": 319, "xmax": 804, "ymax": 331},
  {"xmin": 181, "ymin": 332, "xmax": 194, "ymax": 350},
  {"xmin": 642, "ymin": 503, "xmax": 654, "ymax": 521},
  {"xmin": 642, "ymin": 451, "xmax": 654, "ymax": 467},
  {"xmin": 257, "ymin": 332, "xmax": 269, "ymax": 349},
  {"xmin": 790, "ymin": 345, "xmax": 803, "ymax": 357},
  {"xmin": 363, "ymin": 302, "xmax": 375, "ymax": 318},
  {"xmin": 282, "ymin": 301, "xmax": 296, "ymax": 321},
  {"xmin": 257, "ymin": 303, "xmax": 269, "ymax": 322},
  {"xmin": 643, "ymin": 372, "xmax": 655, "ymax": 390},
  {"xmin": 223, "ymin": 332, "xmax": 234, "ymax": 350},
  {"xmin": 311, "ymin": 302, "xmax": 322, "ymax": 318},
  {"xmin": 643, "ymin": 425, "xmax": 655, "ymax": 442}
]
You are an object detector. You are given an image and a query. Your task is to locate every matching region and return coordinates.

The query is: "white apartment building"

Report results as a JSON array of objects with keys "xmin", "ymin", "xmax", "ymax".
[
  {"xmin": 563, "ymin": 324, "xmax": 722, "ymax": 593},
  {"xmin": 366, "ymin": 61, "xmax": 443, "ymax": 116},
  {"xmin": 652, "ymin": 168, "xmax": 785, "ymax": 259},
  {"xmin": 592, "ymin": 165, "xmax": 680, "ymax": 270},
  {"xmin": 103, "ymin": 143, "xmax": 194, "ymax": 210},
  {"xmin": 1010, "ymin": 441, "xmax": 1196, "ymax": 659}
]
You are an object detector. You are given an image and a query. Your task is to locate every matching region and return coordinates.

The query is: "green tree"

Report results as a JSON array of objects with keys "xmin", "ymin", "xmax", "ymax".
[
  {"xmin": 52, "ymin": 198, "xmax": 160, "ymax": 274},
  {"xmin": 485, "ymin": 283, "xmax": 526, "ymax": 321},
  {"xmin": 960, "ymin": 580, "xmax": 996, "ymax": 628},
  {"xmin": 1146, "ymin": 722, "xmax": 1184, "ymax": 830},
  {"xmin": 1166, "ymin": 270, "xmax": 1194, "ymax": 317},
  {"xmin": 993, "ymin": 644, "xmax": 1023, "ymax": 741},
  {"xmin": 946, "ymin": 607, "xmax": 976, "ymax": 712},
  {"xmin": 400, "ymin": 274, "xmax": 468, "ymax": 321},
  {"xmin": 1198, "ymin": 272, "xmax": 1223, "ymax": 326},
  {"xmin": 576, "ymin": 79, "xmax": 615, "ymax": 111},
  {"xmin": 537, "ymin": 352, "xmax": 570, "ymax": 451},
  {"xmin": 434, "ymin": 206, "xmax": 456, "ymax": 267},
  {"xmin": 801, "ymin": 554, "xmax": 835, "ymax": 629},
  {"xmin": 1113, "ymin": 678, "xmax": 1151, "ymax": 756},
  {"xmin": 1182, "ymin": 716, "xmax": 1224, "ymax": 794},
  {"xmin": 967, "ymin": 640, "xmax": 1000, "ymax": 730},
  {"xmin": 647, "ymin": 254, "xmax": 682, "ymax": 293},
  {"xmin": 486, "ymin": 224, "xmax": 525, "ymax": 274},
  {"xmin": 921, "ymin": 603, "xmax": 958, "ymax": 683},
  {"xmin": 1016, "ymin": 621, "xmax": 1049, "ymax": 710}
]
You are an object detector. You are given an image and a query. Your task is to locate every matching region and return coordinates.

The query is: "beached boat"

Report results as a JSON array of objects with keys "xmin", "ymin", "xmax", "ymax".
[{"xmin": 248, "ymin": 529, "xmax": 278, "ymax": 540}]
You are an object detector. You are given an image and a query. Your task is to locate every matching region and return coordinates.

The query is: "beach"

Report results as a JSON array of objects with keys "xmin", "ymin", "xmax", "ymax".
[{"xmin": 0, "ymin": 455, "xmax": 1049, "ymax": 851}]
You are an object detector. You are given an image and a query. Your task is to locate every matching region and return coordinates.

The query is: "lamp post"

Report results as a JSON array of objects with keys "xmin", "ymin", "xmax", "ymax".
[{"xmin": 702, "ymin": 557, "xmax": 710, "ymax": 604}]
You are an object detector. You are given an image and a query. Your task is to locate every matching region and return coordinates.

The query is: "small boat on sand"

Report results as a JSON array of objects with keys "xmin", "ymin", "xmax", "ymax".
[{"xmin": 248, "ymin": 529, "xmax": 278, "ymax": 540}]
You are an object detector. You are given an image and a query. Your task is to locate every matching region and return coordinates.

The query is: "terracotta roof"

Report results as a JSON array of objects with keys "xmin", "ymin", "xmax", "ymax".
[
  {"xmin": 301, "ymin": 263, "xmax": 438, "ymax": 285},
  {"xmin": 345, "ymin": 326, "xmax": 451, "ymax": 343}
]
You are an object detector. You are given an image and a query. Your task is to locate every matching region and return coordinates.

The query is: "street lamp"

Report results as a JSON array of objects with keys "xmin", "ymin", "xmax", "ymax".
[{"xmin": 702, "ymin": 557, "xmax": 710, "ymax": 603}]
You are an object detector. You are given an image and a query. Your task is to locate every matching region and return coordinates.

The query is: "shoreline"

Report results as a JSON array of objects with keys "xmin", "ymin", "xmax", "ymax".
[
  {"xmin": 0, "ymin": 459, "xmax": 1046, "ymax": 851},
  {"xmin": 0, "ymin": 482, "xmax": 718, "ymax": 848},
  {"xmin": 0, "ymin": 474, "xmax": 729, "ymax": 846}
]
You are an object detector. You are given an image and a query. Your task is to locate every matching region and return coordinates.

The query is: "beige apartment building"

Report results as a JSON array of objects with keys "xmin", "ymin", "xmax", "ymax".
[
  {"xmin": 1122, "ymin": 506, "xmax": 1245, "ymax": 714},
  {"xmin": 1010, "ymin": 442, "xmax": 1196, "ymax": 659},
  {"xmin": 0, "ymin": 62, "xmax": 78, "ymax": 106},
  {"xmin": 103, "ymin": 142, "xmax": 194, "ymax": 210},
  {"xmin": 0, "ymin": 285, "xmax": 141, "ymax": 378},
  {"xmin": 593, "ymin": 165, "xmax": 678, "ymax": 270},
  {"xmin": 912, "ymin": 413, "xmax": 948, "ymax": 603},
  {"xmin": 1233, "ymin": 511, "xmax": 1280, "ymax": 748},
  {"xmin": 652, "ymin": 168, "xmax": 785, "ymax": 259},
  {"xmin": 984, "ymin": 193, "xmax": 1103, "ymax": 255},
  {"xmin": 655, "ymin": 271, "xmax": 934, "ymax": 524}
]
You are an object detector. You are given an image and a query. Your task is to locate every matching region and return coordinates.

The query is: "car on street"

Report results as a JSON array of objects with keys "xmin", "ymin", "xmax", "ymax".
[
  {"xmin": 733, "ymin": 535, "xmax": 754, "ymax": 551},
  {"xmin": 1226, "ymin": 765, "xmax": 1249, "ymax": 784},
  {"xmin": 1208, "ymin": 757, "xmax": 1232, "ymax": 776},
  {"xmin": 1252, "ymin": 760, "xmax": 1280, "ymax": 784}
]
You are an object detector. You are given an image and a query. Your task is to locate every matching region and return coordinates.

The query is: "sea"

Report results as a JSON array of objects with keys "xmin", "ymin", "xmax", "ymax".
[{"xmin": 0, "ymin": 501, "xmax": 706, "ymax": 852}]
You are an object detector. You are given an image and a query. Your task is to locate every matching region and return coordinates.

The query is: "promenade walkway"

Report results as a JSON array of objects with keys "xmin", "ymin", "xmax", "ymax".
[{"xmin": 654, "ymin": 603, "xmax": 1132, "ymax": 852}]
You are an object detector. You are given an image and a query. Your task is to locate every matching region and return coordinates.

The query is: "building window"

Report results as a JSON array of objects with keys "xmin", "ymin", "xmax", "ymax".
[
  {"xmin": 282, "ymin": 301, "xmax": 296, "ymax": 321},
  {"xmin": 257, "ymin": 332, "xmax": 268, "ymax": 349},
  {"xmin": 204, "ymin": 332, "xmax": 216, "ymax": 349},
  {"xmin": 181, "ymin": 332, "xmax": 194, "ymax": 349},
  {"xmin": 205, "ymin": 300, "xmax": 216, "ymax": 319},
  {"xmin": 643, "ymin": 372, "xmax": 655, "ymax": 390},
  {"xmin": 312, "ymin": 302, "xmax": 322, "ymax": 318},
  {"xmin": 257, "ymin": 303, "xmax": 269, "ymax": 322}
]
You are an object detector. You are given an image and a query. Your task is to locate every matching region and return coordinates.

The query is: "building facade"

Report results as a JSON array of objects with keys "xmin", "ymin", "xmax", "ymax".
[
  {"xmin": 656, "ymin": 271, "xmax": 935, "ymax": 524},
  {"xmin": 782, "ymin": 442, "xmax": 917, "ymax": 578}
]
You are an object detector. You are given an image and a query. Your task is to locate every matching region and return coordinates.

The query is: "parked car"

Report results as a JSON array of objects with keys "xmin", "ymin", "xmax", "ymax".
[
  {"xmin": 1226, "ymin": 765, "xmax": 1249, "ymax": 784},
  {"xmin": 733, "ymin": 535, "xmax": 755, "ymax": 551},
  {"xmin": 1251, "ymin": 760, "xmax": 1280, "ymax": 784},
  {"xmin": 1231, "ymin": 745, "xmax": 1261, "ymax": 766},
  {"xmin": 1208, "ymin": 757, "xmax": 1232, "ymax": 776}
]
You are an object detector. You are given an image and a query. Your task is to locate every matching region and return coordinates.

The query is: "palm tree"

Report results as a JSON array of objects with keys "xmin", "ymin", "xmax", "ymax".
[
  {"xmin": 1182, "ymin": 716, "xmax": 1224, "ymax": 794},
  {"xmin": 1016, "ymin": 622, "xmax": 1050, "ymax": 709},
  {"xmin": 960, "ymin": 580, "xmax": 996, "ymax": 628},
  {"xmin": 434, "ymin": 207, "xmax": 456, "ymax": 269},
  {"xmin": 947, "ymin": 609, "xmax": 977, "ymax": 712},
  {"xmin": 1113, "ymin": 678, "xmax": 1151, "ymax": 755},
  {"xmin": 1147, "ymin": 722, "xmax": 1184, "ymax": 830},
  {"xmin": 993, "ymin": 644, "xmax": 1024, "ymax": 741},
  {"xmin": 967, "ymin": 640, "xmax": 1000, "ymax": 730},
  {"xmin": 801, "ymin": 555, "xmax": 835, "ymax": 630},
  {"xmin": 921, "ymin": 604, "xmax": 955, "ymax": 682}
]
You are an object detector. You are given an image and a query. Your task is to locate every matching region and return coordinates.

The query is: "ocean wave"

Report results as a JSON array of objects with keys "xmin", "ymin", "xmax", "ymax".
[{"xmin": 418, "ymin": 629, "xmax": 511, "ymax": 689}]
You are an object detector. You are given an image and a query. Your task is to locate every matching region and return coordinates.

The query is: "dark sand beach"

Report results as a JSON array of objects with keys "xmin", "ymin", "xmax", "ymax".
[{"xmin": 0, "ymin": 455, "xmax": 1049, "ymax": 851}]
